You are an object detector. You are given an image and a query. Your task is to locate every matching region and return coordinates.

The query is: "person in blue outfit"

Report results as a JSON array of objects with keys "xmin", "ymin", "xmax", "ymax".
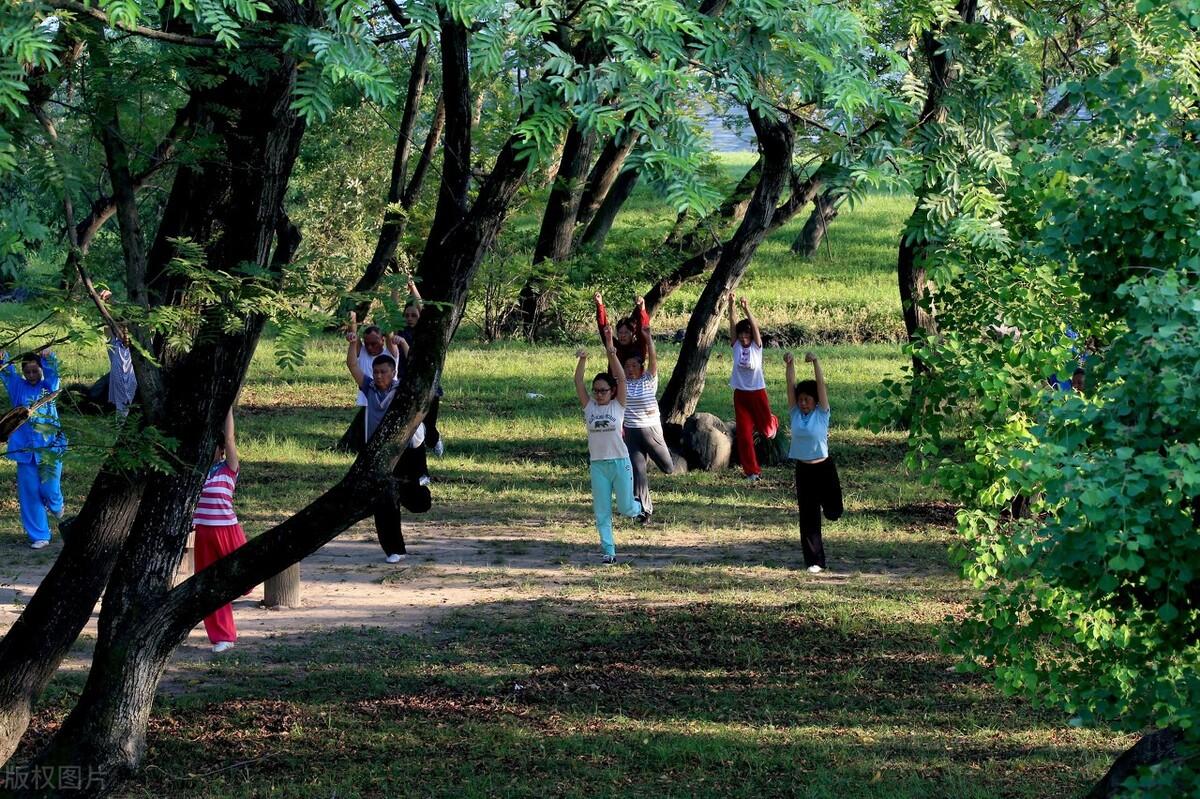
[
  {"xmin": 784, "ymin": 351, "xmax": 842, "ymax": 574},
  {"xmin": 1, "ymin": 349, "xmax": 67, "ymax": 549}
]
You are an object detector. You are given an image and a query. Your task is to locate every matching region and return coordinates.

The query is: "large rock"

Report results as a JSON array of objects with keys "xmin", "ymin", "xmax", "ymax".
[
  {"xmin": 729, "ymin": 422, "xmax": 790, "ymax": 468},
  {"xmin": 682, "ymin": 412, "xmax": 732, "ymax": 471}
]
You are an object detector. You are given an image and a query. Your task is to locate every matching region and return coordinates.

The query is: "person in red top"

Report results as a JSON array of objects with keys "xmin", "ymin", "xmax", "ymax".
[
  {"xmin": 192, "ymin": 408, "xmax": 247, "ymax": 654},
  {"xmin": 594, "ymin": 291, "xmax": 650, "ymax": 369}
]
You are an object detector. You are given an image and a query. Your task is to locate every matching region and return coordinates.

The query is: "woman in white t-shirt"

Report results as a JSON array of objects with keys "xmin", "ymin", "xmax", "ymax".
[
  {"xmin": 574, "ymin": 327, "xmax": 643, "ymax": 564},
  {"xmin": 728, "ymin": 293, "xmax": 778, "ymax": 482},
  {"xmin": 622, "ymin": 318, "xmax": 672, "ymax": 523}
]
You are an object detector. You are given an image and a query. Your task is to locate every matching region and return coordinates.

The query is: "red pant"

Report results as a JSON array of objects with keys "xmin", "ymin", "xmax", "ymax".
[
  {"xmin": 733, "ymin": 389, "xmax": 778, "ymax": 476},
  {"xmin": 194, "ymin": 523, "xmax": 247, "ymax": 644}
]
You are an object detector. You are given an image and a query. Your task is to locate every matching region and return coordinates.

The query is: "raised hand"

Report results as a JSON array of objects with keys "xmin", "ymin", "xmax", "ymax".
[
  {"xmin": 634, "ymin": 296, "xmax": 645, "ymax": 310},
  {"xmin": 727, "ymin": 290, "xmax": 735, "ymax": 306},
  {"xmin": 576, "ymin": 348, "xmax": 588, "ymax": 360},
  {"xmin": 406, "ymin": 276, "xmax": 417, "ymax": 295},
  {"xmin": 804, "ymin": 351, "xmax": 817, "ymax": 364},
  {"xmin": 739, "ymin": 296, "xmax": 749, "ymax": 312},
  {"xmin": 345, "ymin": 311, "xmax": 358, "ymax": 342},
  {"xmin": 98, "ymin": 289, "xmax": 113, "ymax": 302},
  {"xmin": 602, "ymin": 323, "xmax": 614, "ymax": 344},
  {"xmin": 593, "ymin": 290, "xmax": 603, "ymax": 305},
  {"xmin": 783, "ymin": 352, "xmax": 794, "ymax": 365}
]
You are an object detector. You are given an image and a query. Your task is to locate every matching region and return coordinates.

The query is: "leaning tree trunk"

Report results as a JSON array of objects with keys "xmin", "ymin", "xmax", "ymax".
[
  {"xmin": 20, "ymin": 26, "xmax": 311, "ymax": 789},
  {"xmin": 517, "ymin": 121, "xmax": 597, "ymax": 339},
  {"xmin": 19, "ymin": 16, "xmax": 538, "ymax": 794},
  {"xmin": 574, "ymin": 124, "xmax": 639, "ymax": 234},
  {"xmin": 791, "ymin": 187, "xmax": 843, "ymax": 257},
  {"xmin": 577, "ymin": 164, "xmax": 640, "ymax": 251},
  {"xmin": 673, "ymin": 156, "xmax": 763, "ymax": 254},
  {"xmin": 1085, "ymin": 728, "xmax": 1184, "ymax": 799},
  {"xmin": 657, "ymin": 108, "xmax": 796, "ymax": 426},
  {"xmin": 643, "ymin": 159, "xmax": 831, "ymax": 319}
]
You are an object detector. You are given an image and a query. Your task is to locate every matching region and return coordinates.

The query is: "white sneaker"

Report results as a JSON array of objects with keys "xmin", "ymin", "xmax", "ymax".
[
  {"xmin": 745, "ymin": 474, "xmax": 760, "ymax": 484},
  {"xmin": 385, "ymin": 553, "xmax": 406, "ymax": 564},
  {"xmin": 211, "ymin": 641, "xmax": 235, "ymax": 653},
  {"xmin": 433, "ymin": 439, "xmax": 445, "ymax": 457},
  {"xmin": 418, "ymin": 475, "xmax": 431, "ymax": 487},
  {"xmin": 807, "ymin": 565, "xmax": 823, "ymax": 574},
  {"xmin": 30, "ymin": 540, "xmax": 49, "ymax": 550}
]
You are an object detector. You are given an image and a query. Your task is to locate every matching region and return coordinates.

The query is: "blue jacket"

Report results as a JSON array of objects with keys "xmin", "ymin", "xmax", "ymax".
[{"xmin": 2, "ymin": 353, "xmax": 67, "ymax": 464}]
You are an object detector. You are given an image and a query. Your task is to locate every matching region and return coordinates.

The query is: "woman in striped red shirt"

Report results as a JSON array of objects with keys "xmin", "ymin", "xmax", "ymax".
[{"xmin": 193, "ymin": 408, "xmax": 246, "ymax": 653}]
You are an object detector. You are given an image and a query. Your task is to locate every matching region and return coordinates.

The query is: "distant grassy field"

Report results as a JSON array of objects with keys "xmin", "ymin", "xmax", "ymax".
[{"xmin": 0, "ymin": 158, "xmax": 1125, "ymax": 798}]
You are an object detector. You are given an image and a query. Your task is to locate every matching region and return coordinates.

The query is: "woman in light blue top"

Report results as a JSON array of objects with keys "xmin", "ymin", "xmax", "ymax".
[
  {"xmin": 1, "ymin": 349, "xmax": 67, "ymax": 549},
  {"xmin": 785, "ymin": 351, "xmax": 842, "ymax": 573}
]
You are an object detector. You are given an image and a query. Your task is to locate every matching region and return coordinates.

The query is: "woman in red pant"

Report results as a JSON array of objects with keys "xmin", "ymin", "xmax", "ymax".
[
  {"xmin": 193, "ymin": 408, "xmax": 247, "ymax": 653},
  {"xmin": 728, "ymin": 292, "xmax": 777, "ymax": 482}
]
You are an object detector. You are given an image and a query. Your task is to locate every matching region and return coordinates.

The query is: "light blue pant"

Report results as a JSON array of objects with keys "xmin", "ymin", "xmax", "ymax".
[
  {"xmin": 589, "ymin": 457, "xmax": 641, "ymax": 556},
  {"xmin": 17, "ymin": 460, "xmax": 63, "ymax": 543}
]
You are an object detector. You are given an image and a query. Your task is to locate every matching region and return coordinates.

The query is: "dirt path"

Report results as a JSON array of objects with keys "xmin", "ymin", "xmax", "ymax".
[{"xmin": 1, "ymin": 519, "xmax": 950, "ymax": 682}]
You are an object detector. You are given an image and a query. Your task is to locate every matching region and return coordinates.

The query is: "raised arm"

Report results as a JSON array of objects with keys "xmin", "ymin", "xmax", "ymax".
[
  {"xmin": 784, "ymin": 352, "xmax": 797, "ymax": 409},
  {"xmin": 604, "ymin": 326, "xmax": 628, "ymax": 406},
  {"xmin": 347, "ymin": 310, "xmax": 361, "ymax": 358},
  {"xmin": 222, "ymin": 408, "xmax": 239, "ymax": 473},
  {"xmin": 346, "ymin": 331, "xmax": 366, "ymax": 385},
  {"xmin": 633, "ymin": 295, "xmax": 650, "ymax": 358},
  {"xmin": 727, "ymin": 291, "xmax": 737, "ymax": 345},
  {"xmin": 0, "ymin": 351, "xmax": 17, "ymax": 395},
  {"xmin": 740, "ymin": 296, "xmax": 762, "ymax": 348},
  {"xmin": 806, "ymin": 352, "xmax": 829, "ymax": 411},
  {"xmin": 389, "ymin": 333, "xmax": 409, "ymax": 362},
  {"xmin": 38, "ymin": 350, "xmax": 60, "ymax": 392},
  {"xmin": 407, "ymin": 276, "xmax": 423, "ymax": 309},
  {"xmin": 644, "ymin": 317, "xmax": 659, "ymax": 377},
  {"xmin": 574, "ymin": 349, "xmax": 591, "ymax": 408},
  {"xmin": 594, "ymin": 291, "xmax": 608, "ymax": 341}
]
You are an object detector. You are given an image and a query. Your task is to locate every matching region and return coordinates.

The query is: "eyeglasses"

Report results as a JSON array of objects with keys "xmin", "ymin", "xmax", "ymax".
[{"xmin": 593, "ymin": 387, "xmax": 612, "ymax": 394}]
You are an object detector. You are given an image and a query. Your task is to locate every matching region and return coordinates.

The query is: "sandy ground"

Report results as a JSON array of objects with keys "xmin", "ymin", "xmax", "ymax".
[{"xmin": 1, "ymin": 519, "xmax": 840, "ymax": 680}]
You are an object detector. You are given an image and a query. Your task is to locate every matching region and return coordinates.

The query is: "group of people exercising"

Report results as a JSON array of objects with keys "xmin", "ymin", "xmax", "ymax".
[
  {"xmin": 3, "ymin": 282, "xmax": 842, "ymax": 655},
  {"xmin": 578, "ymin": 290, "xmax": 842, "ymax": 572}
]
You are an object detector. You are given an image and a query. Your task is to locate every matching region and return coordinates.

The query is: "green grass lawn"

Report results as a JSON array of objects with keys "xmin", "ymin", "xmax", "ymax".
[{"xmin": 0, "ymin": 173, "xmax": 1127, "ymax": 797}]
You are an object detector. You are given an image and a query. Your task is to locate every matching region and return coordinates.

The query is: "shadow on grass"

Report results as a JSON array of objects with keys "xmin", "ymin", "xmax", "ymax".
[{"xmin": 104, "ymin": 597, "xmax": 1120, "ymax": 799}]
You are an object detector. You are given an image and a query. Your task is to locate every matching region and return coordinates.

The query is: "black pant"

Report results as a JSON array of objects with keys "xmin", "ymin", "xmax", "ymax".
[
  {"xmin": 374, "ymin": 446, "xmax": 431, "ymax": 556},
  {"xmin": 424, "ymin": 394, "xmax": 441, "ymax": 450},
  {"xmin": 624, "ymin": 425, "xmax": 673, "ymax": 515},
  {"xmin": 794, "ymin": 457, "xmax": 843, "ymax": 568}
]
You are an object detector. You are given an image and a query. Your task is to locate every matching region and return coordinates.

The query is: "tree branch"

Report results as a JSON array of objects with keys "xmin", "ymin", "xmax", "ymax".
[{"xmin": 45, "ymin": 0, "xmax": 219, "ymax": 47}]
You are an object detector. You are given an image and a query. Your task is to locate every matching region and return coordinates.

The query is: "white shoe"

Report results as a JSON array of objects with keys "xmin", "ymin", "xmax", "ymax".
[
  {"xmin": 418, "ymin": 475, "xmax": 431, "ymax": 487},
  {"xmin": 211, "ymin": 641, "xmax": 235, "ymax": 653},
  {"xmin": 385, "ymin": 553, "xmax": 406, "ymax": 564},
  {"xmin": 30, "ymin": 540, "xmax": 49, "ymax": 550},
  {"xmin": 745, "ymin": 474, "xmax": 760, "ymax": 484},
  {"xmin": 433, "ymin": 439, "xmax": 445, "ymax": 457},
  {"xmin": 807, "ymin": 565, "xmax": 823, "ymax": 574}
]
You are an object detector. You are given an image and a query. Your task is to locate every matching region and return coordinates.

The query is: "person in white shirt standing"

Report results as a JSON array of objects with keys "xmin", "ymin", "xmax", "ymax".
[
  {"xmin": 728, "ymin": 292, "xmax": 778, "ymax": 483},
  {"xmin": 621, "ymin": 318, "xmax": 672, "ymax": 524},
  {"xmin": 575, "ymin": 327, "xmax": 642, "ymax": 564}
]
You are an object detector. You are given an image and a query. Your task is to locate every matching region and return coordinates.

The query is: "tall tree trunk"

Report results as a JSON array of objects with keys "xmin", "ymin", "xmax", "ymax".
[
  {"xmin": 657, "ymin": 108, "xmax": 795, "ymax": 426},
  {"xmin": 574, "ymin": 126, "xmax": 639, "ymax": 233},
  {"xmin": 0, "ymin": 466, "xmax": 143, "ymax": 763},
  {"xmin": 791, "ymin": 187, "xmax": 843, "ymax": 257},
  {"xmin": 577, "ymin": 164, "xmax": 640, "ymax": 251},
  {"xmin": 897, "ymin": 0, "xmax": 978, "ymax": 367},
  {"xmin": 339, "ymin": 42, "xmax": 434, "ymax": 323},
  {"xmin": 517, "ymin": 122, "xmax": 598, "ymax": 339},
  {"xmin": 16, "ymin": 16, "xmax": 538, "ymax": 793},
  {"xmin": 1085, "ymin": 728, "xmax": 1184, "ymax": 799},
  {"xmin": 20, "ymin": 29, "xmax": 310, "ymax": 790}
]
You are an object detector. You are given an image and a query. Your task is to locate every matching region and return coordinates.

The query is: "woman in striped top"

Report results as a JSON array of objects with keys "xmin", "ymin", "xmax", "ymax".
[
  {"xmin": 622, "ymin": 319, "xmax": 673, "ymax": 524},
  {"xmin": 193, "ymin": 408, "xmax": 247, "ymax": 653}
]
